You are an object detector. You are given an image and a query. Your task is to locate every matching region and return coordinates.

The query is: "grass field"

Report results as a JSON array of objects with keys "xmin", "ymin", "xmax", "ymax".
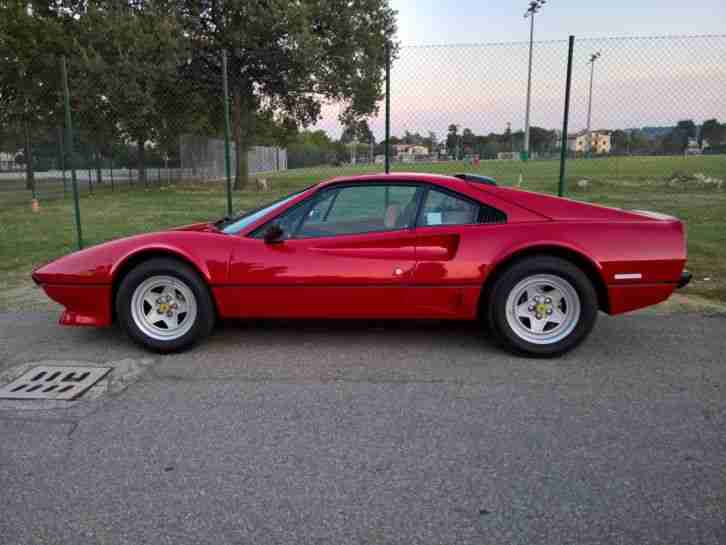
[{"xmin": 2, "ymin": 154, "xmax": 725, "ymax": 308}]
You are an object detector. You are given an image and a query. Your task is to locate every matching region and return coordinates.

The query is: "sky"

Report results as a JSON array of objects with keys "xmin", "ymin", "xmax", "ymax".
[
  {"xmin": 390, "ymin": 0, "xmax": 726, "ymax": 46},
  {"xmin": 314, "ymin": 1, "xmax": 726, "ymax": 140}
]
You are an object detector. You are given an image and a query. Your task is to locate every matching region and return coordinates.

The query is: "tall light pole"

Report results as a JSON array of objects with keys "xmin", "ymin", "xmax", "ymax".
[
  {"xmin": 523, "ymin": 0, "xmax": 546, "ymax": 162},
  {"xmin": 586, "ymin": 51, "xmax": 601, "ymax": 156}
]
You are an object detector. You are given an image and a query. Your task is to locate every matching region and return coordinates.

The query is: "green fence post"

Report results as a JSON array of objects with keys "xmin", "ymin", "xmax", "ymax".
[
  {"xmin": 58, "ymin": 126, "xmax": 67, "ymax": 196},
  {"xmin": 61, "ymin": 56, "xmax": 82, "ymax": 250},
  {"xmin": 384, "ymin": 42, "xmax": 391, "ymax": 174},
  {"xmin": 222, "ymin": 49, "xmax": 233, "ymax": 216},
  {"xmin": 558, "ymin": 36, "xmax": 575, "ymax": 198}
]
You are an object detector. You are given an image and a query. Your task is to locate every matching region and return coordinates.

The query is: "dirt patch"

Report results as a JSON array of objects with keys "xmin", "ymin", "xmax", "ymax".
[
  {"xmin": 668, "ymin": 171, "xmax": 724, "ymax": 189},
  {"xmin": 640, "ymin": 293, "xmax": 726, "ymax": 315},
  {"xmin": 0, "ymin": 275, "xmax": 59, "ymax": 312}
]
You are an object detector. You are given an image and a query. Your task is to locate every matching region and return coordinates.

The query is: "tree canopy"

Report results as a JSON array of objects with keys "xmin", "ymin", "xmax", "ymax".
[{"xmin": 0, "ymin": 0, "xmax": 397, "ymax": 185}]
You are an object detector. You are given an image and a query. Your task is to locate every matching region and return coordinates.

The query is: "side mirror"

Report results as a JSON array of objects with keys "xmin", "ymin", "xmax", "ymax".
[{"xmin": 263, "ymin": 224, "xmax": 284, "ymax": 244}]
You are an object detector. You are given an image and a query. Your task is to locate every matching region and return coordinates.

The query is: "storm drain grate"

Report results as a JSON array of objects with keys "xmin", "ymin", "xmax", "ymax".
[{"xmin": 0, "ymin": 366, "xmax": 111, "ymax": 400}]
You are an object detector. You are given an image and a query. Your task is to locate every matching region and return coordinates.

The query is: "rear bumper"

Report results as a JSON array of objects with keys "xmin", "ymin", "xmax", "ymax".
[
  {"xmin": 607, "ymin": 283, "xmax": 677, "ymax": 315},
  {"xmin": 677, "ymin": 271, "xmax": 692, "ymax": 289}
]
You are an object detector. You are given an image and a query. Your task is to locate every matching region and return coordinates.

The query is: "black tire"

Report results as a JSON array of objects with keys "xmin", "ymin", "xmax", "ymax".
[
  {"xmin": 486, "ymin": 255, "xmax": 598, "ymax": 357},
  {"xmin": 115, "ymin": 257, "xmax": 215, "ymax": 353}
]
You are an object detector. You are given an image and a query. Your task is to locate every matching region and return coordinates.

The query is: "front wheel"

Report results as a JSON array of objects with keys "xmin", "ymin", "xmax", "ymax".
[
  {"xmin": 487, "ymin": 256, "xmax": 598, "ymax": 357},
  {"xmin": 116, "ymin": 258, "xmax": 215, "ymax": 353}
]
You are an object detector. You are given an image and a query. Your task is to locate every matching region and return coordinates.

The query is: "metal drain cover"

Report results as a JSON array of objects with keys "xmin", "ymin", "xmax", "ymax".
[{"xmin": 0, "ymin": 366, "xmax": 111, "ymax": 400}]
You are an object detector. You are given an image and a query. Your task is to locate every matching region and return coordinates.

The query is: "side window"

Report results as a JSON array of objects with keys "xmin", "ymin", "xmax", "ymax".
[
  {"xmin": 291, "ymin": 190, "xmax": 337, "ymax": 232},
  {"xmin": 418, "ymin": 188, "xmax": 479, "ymax": 226},
  {"xmin": 296, "ymin": 184, "xmax": 419, "ymax": 238}
]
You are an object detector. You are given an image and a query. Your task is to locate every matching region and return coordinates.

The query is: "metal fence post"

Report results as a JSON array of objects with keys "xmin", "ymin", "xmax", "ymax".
[
  {"xmin": 61, "ymin": 56, "xmax": 82, "ymax": 250},
  {"xmin": 558, "ymin": 36, "xmax": 575, "ymax": 198},
  {"xmin": 222, "ymin": 49, "xmax": 233, "ymax": 216},
  {"xmin": 88, "ymin": 160, "xmax": 93, "ymax": 194},
  {"xmin": 58, "ymin": 126, "xmax": 67, "ymax": 196},
  {"xmin": 384, "ymin": 42, "xmax": 391, "ymax": 174}
]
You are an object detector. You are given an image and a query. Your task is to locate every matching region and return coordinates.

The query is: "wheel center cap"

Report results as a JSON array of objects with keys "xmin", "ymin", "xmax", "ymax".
[
  {"xmin": 536, "ymin": 303, "xmax": 548, "ymax": 315},
  {"xmin": 159, "ymin": 303, "xmax": 169, "ymax": 313}
]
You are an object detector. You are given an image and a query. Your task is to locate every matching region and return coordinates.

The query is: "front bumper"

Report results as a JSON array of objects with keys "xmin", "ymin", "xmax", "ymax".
[
  {"xmin": 677, "ymin": 271, "xmax": 692, "ymax": 289},
  {"xmin": 37, "ymin": 283, "xmax": 113, "ymax": 327}
]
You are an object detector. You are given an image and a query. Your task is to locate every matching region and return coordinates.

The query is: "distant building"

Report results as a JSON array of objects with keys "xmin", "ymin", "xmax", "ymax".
[
  {"xmin": 0, "ymin": 151, "xmax": 21, "ymax": 171},
  {"xmin": 393, "ymin": 144, "xmax": 429, "ymax": 163},
  {"xmin": 393, "ymin": 144, "xmax": 429, "ymax": 156},
  {"xmin": 685, "ymin": 137, "xmax": 703, "ymax": 155},
  {"xmin": 567, "ymin": 130, "xmax": 611, "ymax": 154}
]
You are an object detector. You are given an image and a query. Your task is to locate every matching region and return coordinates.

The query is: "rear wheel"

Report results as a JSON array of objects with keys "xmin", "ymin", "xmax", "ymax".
[
  {"xmin": 116, "ymin": 258, "xmax": 215, "ymax": 353},
  {"xmin": 487, "ymin": 256, "xmax": 598, "ymax": 357}
]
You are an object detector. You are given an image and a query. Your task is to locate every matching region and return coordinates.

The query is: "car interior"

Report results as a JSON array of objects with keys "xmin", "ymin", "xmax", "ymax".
[{"xmin": 255, "ymin": 184, "xmax": 484, "ymax": 240}]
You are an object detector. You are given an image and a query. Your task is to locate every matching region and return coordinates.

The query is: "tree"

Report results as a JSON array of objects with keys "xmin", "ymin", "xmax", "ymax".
[
  {"xmin": 611, "ymin": 130, "xmax": 629, "ymax": 154},
  {"xmin": 341, "ymin": 120, "xmax": 374, "ymax": 145},
  {"xmin": 461, "ymin": 128, "xmax": 475, "ymax": 154},
  {"xmin": 676, "ymin": 119, "xmax": 697, "ymax": 138},
  {"xmin": 178, "ymin": 0, "xmax": 397, "ymax": 188},
  {"xmin": 700, "ymin": 119, "xmax": 725, "ymax": 147},
  {"xmin": 529, "ymin": 126, "xmax": 557, "ymax": 155},
  {"xmin": 68, "ymin": 2, "xmax": 189, "ymax": 185},
  {"xmin": 0, "ymin": 2, "xmax": 64, "ymax": 190},
  {"xmin": 662, "ymin": 120, "xmax": 697, "ymax": 154},
  {"xmin": 427, "ymin": 131, "xmax": 438, "ymax": 154},
  {"xmin": 446, "ymin": 124, "xmax": 459, "ymax": 158}
]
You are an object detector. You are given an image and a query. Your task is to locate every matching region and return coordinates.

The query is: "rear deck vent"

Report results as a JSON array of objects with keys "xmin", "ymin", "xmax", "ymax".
[{"xmin": 454, "ymin": 173, "xmax": 497, "ymax": 186}]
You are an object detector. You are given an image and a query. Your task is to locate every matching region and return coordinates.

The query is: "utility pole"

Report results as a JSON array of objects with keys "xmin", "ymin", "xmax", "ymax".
[
  {"xmin": 523, "ymin": 0, "xmax": 547, "ymax": 161},
  {"xmin": 586, "ymin": 51, "xmax": 601, "ymax": 156},
  {"xmin": 222, "ymin": 50, "xmax": 233, "ymax": 216}
]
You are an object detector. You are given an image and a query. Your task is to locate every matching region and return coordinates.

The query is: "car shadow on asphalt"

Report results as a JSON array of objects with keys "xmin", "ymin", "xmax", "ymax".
[{"xmin": 202, "ymin": 317, "xmax": 513, "ymax": 359}]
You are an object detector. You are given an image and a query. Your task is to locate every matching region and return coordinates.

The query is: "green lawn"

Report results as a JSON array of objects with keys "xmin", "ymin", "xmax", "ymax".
[{"xmin": 2, "ymin": 154, "xmax": 725, "ymax": 307}]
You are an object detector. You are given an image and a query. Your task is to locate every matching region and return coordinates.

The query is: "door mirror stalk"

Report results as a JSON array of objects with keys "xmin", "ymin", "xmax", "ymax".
[{"xmin": 264, "ymin": 224, "xmax": 285, "ymax": 244}]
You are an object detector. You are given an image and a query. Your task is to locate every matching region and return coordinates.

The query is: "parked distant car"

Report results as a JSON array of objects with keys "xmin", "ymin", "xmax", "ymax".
[{"xmin": 33, "ymin": 173, "xmax": 690, "ymax": 357}]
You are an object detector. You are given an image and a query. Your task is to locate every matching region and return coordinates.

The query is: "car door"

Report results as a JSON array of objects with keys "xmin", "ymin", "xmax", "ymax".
[
  {"xmin": 227, "ymin": 183, "xmax": 423, "ymax": 318},
  {"xmin": 411, "ymin": 186, "xmax": 504, "ymax": 318}
]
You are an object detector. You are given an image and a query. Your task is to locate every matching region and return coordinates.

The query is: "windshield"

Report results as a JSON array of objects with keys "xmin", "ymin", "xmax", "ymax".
[{"xmin": 220, "ymin": 188, "xmax": 311, "ymax": 234}]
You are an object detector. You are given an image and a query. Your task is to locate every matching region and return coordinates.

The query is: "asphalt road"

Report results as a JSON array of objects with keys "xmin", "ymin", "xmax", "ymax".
[{"xmin": 1, "ymin": 311, "xmax": 724, "ymax": 545}]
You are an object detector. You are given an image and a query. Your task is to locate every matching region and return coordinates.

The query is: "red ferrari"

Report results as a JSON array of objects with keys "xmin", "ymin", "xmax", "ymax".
[{"xmin": 32, "ymin": 173, "xmax": 690, "ymax": 356}]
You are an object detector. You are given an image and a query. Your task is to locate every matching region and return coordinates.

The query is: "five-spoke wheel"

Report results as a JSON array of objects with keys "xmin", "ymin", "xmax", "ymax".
[
  {"xmin": 488, "ymin": 256, "xmax": 598, "ymax": 357},
  {"xmin": 130, "ymin": 275, "xmax": 198, "ymax": 341},
  {"xmin": 506, "ymin": 274, "xmax": 581, "ymax": 345},
  {"xmin": 116, "ymin": 258, "xmax": 214, "ymax": 353}
]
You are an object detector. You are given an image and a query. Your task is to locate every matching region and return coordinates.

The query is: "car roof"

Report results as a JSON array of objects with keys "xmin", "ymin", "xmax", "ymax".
[{"xmin": 316, "ymin": 172, "xmax": 475, "ymax": 189}]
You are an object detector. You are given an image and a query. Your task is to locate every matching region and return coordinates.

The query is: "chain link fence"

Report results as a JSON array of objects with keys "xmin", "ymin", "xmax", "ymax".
[{"xmin": 2, "ymin": 32, "xmax": 725, "ymax": 253}]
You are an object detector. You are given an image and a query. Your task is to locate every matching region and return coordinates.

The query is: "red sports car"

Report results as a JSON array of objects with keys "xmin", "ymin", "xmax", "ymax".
[{"xmin": 32, "ymin": 173, "xmax": 690, "ymax": 356}]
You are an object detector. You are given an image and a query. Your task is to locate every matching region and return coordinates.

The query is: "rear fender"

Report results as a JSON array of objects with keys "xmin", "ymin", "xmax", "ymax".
[{"xmin": 483, "ymin": 241, "xmax": 609, "ymax": 313}]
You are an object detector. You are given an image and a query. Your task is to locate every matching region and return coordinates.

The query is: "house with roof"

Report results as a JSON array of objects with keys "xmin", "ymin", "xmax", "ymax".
[{"xmin": 567, "ymin": 130, "xmax": 611, "ymax": 155}]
